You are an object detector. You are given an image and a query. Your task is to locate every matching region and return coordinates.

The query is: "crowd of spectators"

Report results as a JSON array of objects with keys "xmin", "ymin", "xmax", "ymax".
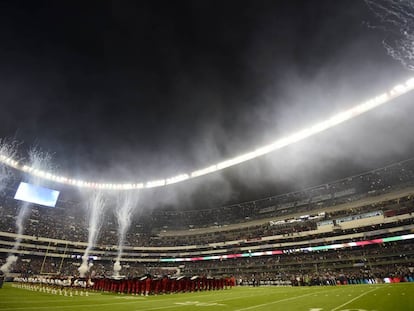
[
  {"xmin": 0, "ymin": 159, "xmax": 413, "ymax": 246},
  {"xmin": 0, "ymin": 158, "xmax": 414, "ymax": 283},
  {"xmin": 3, "ymin": 238, "xmax": 412, "ymax": 287},
  {"xmin": 149, "ymin": 158, "xmax": 414, "ymax": 229},
  {"xmin": 1, "ymin": 192, "xmax": 412, "ymax": 249}
]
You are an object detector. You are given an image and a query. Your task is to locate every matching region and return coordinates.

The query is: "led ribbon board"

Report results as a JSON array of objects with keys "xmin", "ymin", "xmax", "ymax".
[
  {"xmin": 1, "ymin": 78, "xmax": 414, "ymax": 190},
  {"xmin": 159, "ymin": 233, "xmax": 414, "ymax": 262}
]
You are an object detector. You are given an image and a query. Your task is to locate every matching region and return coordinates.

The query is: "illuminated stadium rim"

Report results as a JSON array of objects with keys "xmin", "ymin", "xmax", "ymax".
[
  {"xmin": 1, "ymin": 77, "xmax": 414, "ymax": 190},
  {"xmin": 159, "ymin": 233, "xmax": 414, "ymax": 262}
]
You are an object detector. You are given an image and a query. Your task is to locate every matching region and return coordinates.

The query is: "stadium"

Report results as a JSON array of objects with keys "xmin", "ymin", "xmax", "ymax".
[
  {"xmin": 1, "ymin": 151, "xmax": 414, "ymax": 310},
  {"xmin": 1, "ymin": 1, "xmax": 414, "ymax": 311}
]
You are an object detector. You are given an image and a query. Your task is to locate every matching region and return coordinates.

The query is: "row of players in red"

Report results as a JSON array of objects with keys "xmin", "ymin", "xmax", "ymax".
[{"xmin": 91, "ymin": 276, "xmax": 236, "ymax": 295}]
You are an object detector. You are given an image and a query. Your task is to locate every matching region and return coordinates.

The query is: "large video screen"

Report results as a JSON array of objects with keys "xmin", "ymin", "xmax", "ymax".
[{"xmin": 14, "ymin": 182, "xmax": 60, "ymax": 208}]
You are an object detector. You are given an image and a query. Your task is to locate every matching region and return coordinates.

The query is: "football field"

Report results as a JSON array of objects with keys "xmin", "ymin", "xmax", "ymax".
[{"xmin": 0, "ymin": 283, "xmax": 412, "ymax": 311}]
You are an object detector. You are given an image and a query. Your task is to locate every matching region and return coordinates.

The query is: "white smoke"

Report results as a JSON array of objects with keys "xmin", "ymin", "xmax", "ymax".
[
  {"xmin": 113, "ymin": 260, "xmax": 122, "ymax": 277},
  {"xmin": 78, "ymin": 258, "xmax": 89, "ymax": 278},
  {"xmin": 0, "ymin": 255, "xmax": 18, "ymax": 274},
  {"xmin": 28, "ymin": 147, "xmax": 55, "ymax": 185},
  {"xmin": 12, "ymin": 202, "xmax": 30, "ymax": 248},
  {"xmin": 0, "ymin": 138, "xmax": 18, "ymax": 193},
  {"xmin": 113, "ymin": 191, "xmax": 138, "ymax": 276},
  {"xmin": 78, "ymin": 190, "xmax": 106, "ymax": 277},
  {"xmin": 366, "ymin": 0, "xmax": 414, "ymax": 70},
  {"xmin": 78, "ymin": 260, "xmax": 95, "ymax": 278},
  {"xmin": 2, "ymin": 146, "xmax": 53, "ymax": 274}
]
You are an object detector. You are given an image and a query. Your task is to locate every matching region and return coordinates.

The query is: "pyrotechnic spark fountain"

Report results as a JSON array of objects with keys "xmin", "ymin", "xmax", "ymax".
[
  {"xmin": 13, "ymin": 202, "xmax": 30, "ymax": 247},
  {"xmin": 78, "ymin": 190, "xmax": 106, "ymax": 277},
  {"xmin": 1, "ymin": 147, "xmax": 54, "ymax": 274},
  {"xmin": 113, "ymin": 192, "xmax": 138, "ymax": 277},
  {"xmin": 0, "ymin": 138, "xmax": 18, "ymax": 193},
  {"xmin": 0, "ymin": 255, "xmax": 18, "ymax": 274},
  {"xmin": 0, "ymin": 201, "xmax": 31, "ymax": 273},
  {"xmin": 366, "ymin": 0, "xmax": 414, "ymax": 70},
  {"xmin": 27, "ymin": 147, "xmax": 55, "ymax": 186}
]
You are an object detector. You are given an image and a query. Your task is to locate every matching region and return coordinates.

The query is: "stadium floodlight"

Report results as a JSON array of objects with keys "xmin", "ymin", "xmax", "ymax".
[
  {"xmin": 0, "ymin": 77, "xmax": 414, "ymax": 190},
  {"xmin": 166, "ymin": 174, "xmax": 190, "ymax": 185},
  {"xmin": 145, "ymin": 179, "xmax": 166, "ymax": 188},
  {"xmin": 191, "ymin": 165, "xmax": 218, "ymax": 178}
]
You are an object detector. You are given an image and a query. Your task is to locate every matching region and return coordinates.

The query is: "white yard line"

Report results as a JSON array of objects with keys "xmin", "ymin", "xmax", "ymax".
[
  {"xmin": 330, "ymin": 287, "xmax": 380, "ymax": 311},
  {"xmin": 234, "ymin": 287, "xmax": 351, "ymax": 311},
  {"xmin": 139, "ymin": 290, "xmax": 292, "ymax": 311},
  {"xmin": 234, "ymin": 291, "xmax": 321, "ymax": 311}
]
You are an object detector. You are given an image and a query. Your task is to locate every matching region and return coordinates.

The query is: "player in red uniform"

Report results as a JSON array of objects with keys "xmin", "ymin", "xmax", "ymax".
[{"xmin": 144, "ymin": 276, "xmax": 151, "ymax": 296}]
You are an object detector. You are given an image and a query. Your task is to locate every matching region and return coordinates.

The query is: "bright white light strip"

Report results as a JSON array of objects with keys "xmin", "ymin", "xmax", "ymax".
[
  {"xmin": 1, "ymin": 78, "xmax": 414, "ymax": 190},
  {"xmin": 166, "ymin": 174, "xmax": 190, "ymax": 185}
]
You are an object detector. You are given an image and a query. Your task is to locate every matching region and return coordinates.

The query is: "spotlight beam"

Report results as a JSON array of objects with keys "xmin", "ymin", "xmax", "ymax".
[{"xmin": 1, "ymin": 78, "xmax": 414, "ymax": 190}]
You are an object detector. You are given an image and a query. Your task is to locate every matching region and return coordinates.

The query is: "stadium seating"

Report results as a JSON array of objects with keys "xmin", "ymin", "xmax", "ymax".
[{"xmin": 1, "ymin": 158, "xmax": 413, "ymax": 286}]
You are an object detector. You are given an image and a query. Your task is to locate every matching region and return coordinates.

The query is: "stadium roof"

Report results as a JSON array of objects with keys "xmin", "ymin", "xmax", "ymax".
[
  {"xmin": 1, "ymin": 77, "xmax": 413, "ymax": 189},
  {"xmin": 1, "ymin": 1, "xmax": 414, "ymax": 202}
]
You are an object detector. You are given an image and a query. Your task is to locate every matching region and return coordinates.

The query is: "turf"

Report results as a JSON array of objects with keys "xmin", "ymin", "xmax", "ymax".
[{"xmin": 0, "ymin": 283, "xmax": 412, "ymax": 311}]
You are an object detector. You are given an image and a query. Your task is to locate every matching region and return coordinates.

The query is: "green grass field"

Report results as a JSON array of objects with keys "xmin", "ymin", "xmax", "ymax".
[{"xmin": 0, "ymin": 283, "xmax": 413, "ymax": 311}]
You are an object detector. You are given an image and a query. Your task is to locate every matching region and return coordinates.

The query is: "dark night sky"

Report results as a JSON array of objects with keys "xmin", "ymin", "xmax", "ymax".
[{"xmin": 1, "ymin": 0, "xmax": 414, "ymax": 208}]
